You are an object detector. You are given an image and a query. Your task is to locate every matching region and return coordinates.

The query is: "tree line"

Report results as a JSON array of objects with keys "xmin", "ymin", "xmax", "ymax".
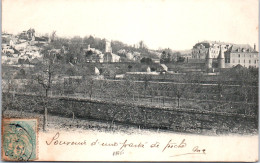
[{"xmin": 160, "ymin": 50, "xmax": 186, "ymax": 63}]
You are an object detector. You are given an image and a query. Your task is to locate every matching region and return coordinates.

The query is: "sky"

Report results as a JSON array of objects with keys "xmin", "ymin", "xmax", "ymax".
[{"xmin": 2, "ymin": 0, "xmax": 259, "ymax": 50}]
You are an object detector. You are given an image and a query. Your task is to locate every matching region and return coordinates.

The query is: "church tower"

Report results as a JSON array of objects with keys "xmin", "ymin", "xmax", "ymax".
[
  {"xmin": 205, "ymin": 48, "xmax": 213, "ymax": 69},
  {"xmin": 217, "ymin": 46, "xmax": 225, "ymax": 68},
  {"xmin": 105, "ymin": 40, "xmax": 112, "ymax": 53}
]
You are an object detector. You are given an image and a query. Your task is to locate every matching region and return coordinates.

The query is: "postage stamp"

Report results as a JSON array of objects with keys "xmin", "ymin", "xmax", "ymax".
[{"xmin": 2, "ymin": 118, "xmax": 38, "ymax": 161}]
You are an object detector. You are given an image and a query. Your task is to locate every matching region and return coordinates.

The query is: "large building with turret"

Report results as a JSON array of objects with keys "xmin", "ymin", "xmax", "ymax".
[{"xmin": 191, "ymin": 41, "xmax": 258, "ymax": 68}]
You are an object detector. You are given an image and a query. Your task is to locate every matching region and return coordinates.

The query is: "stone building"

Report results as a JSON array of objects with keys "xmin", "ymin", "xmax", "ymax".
[
  {"xmin": 103, "ymin": 52, "xmax": 120, "ymax": 62},
  {"xmin": 225, "ymin": 44, "xmax": 258, "ymax": 68},
  {"xmin": 192, "ymin": 41, "xmax": 258, "ymax": 68},
  {"xmin": 103, "ymin": 40, "xmax": 120, "ymax": 62}
]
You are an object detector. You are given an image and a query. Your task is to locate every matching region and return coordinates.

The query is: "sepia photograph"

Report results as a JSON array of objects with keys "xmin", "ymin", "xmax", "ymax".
[{"xmin": 1, "ymin": 0, "xmax": 259, "ymax": 161}]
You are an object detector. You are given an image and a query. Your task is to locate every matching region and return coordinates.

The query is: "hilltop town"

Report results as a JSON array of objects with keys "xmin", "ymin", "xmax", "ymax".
[{"xmin": 2, "ymin": 28, "xmax": 161, "ymax": 66}]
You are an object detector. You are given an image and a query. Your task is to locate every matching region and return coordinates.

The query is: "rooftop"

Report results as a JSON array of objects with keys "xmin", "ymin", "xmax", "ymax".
[
  {"xmin": 193, "ymin": 41, "xmax": 234, "ymax": 48},
  {"xmin": 229, "ymin": 44, "xmax": 257, "ymax": 53}
]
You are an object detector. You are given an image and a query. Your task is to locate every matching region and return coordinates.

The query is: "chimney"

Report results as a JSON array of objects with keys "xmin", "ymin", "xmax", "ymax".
[{"xmin": 254, "ymin": 43, "xmax": 256, "ymax": 51}]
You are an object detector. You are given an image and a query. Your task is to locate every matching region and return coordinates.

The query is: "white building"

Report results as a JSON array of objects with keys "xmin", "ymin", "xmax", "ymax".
[{"xmin": 103, "ymin": 40, "xmax": 120, "ymax": 62}]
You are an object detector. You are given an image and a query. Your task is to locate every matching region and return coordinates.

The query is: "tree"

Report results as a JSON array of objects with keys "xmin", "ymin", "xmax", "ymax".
[
  {"xmin": 36, "ymin": 57, "xmax": 55, "ymax": 131},
  {"xmin": 143, "ymin": 75, "xmax": 152, "ymax": 99},
  {"xmin": 160, "ymin": 50, "xmax": 182, "ymax": 63},
  {"xmin": 111, "ymin": 40, "xmax": 128, "ymax": 53},
  {"xmin": 160, "ymin": 51, "xmax": 172, "ymax": 63},
  {"xmin": 172, "ymin": 84, "xmax": 186, "ymax": 108},
  {"xmin": 170, "ymin": 75, "xmax": 190, "ymax": 108},
  {"xmin": 37, "ymin": 61, "xmax": 54, "ymax": 97},
  {"xmin": 170, "ymin": 52, "xmax": 180, "ymax": 62},
  {"xmin": 120, "ymin": 78, "xmax": 135, "ymax": 101},
  {"xmin": 81, "ymin": 78, "xmax": 95, "ymax": 100},
  {"xmin": 2, "ymin": 72, "xmax": 16, "ymax": 113},
  {"xmin": 140, "ymin": 57, "xmax": 153, "ymax": 64},
  {"xmin": 160, "ymin": 51, "xmax": 167, "ymax": 63},
  {"xmin": 177, "ymin": 56, "xmax": 185, "ymax": 63}
]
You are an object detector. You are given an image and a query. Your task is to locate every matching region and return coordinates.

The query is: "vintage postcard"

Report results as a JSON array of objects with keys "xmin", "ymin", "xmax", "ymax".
[{"xmin": 1, "ymin": 0, "xmax": 259, "ymax": 161}]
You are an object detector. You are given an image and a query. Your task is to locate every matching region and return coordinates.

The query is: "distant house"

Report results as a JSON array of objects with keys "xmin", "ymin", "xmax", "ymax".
[
  {"xmin": 117, "ymin": 49, "xmax": 126, "ymax": 55},
  {"xmin": 225, "ymin": 44, "xmax": 259, "ymax": 68},
  {"xmin": 14, "ymin": 42, "xmax": 29, "ymax": 51},
  {"xmin": 24, "ymin": 50, "xmax": 41, "ymax": 58},
  {"xmin": 83, "ymin": 45, "xmax": 104, "ymax": 63},
  {"xmin": 132, "ymin": 52, "xmax": 141, "ymax": 61},
  {"xmin": 103, "ymin": 52, "xmax": 120, "ymax": 62},
  {"xmin": 2, "ymin": 45, "xmax": 15, "ymax": 54},
  {"xmin": 126, "ymin": 52, "xmax": 134, "ymax": 60}
]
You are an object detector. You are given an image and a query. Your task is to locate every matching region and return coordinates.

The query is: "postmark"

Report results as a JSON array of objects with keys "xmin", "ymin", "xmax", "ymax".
[{"xmin": 2, "ymin": 118, "xmax": 38, "ymax": 161}]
